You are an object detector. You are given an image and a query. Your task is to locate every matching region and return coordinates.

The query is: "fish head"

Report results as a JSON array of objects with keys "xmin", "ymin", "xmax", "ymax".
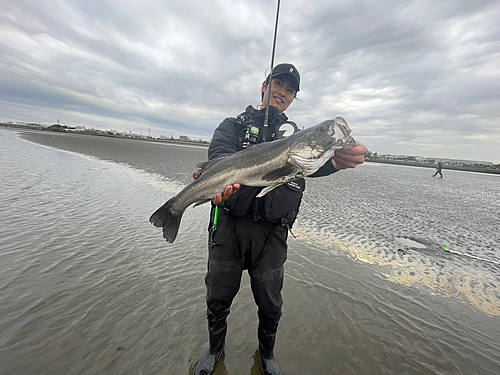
[{"xmin": 290, "ymin": 117, "xmax": 356, "ymax": 160}]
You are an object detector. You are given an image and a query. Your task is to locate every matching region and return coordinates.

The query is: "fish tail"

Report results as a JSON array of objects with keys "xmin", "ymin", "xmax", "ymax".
[{"xmin": 149, "ymin": 199, "xmax": 184, "ymax": 244}]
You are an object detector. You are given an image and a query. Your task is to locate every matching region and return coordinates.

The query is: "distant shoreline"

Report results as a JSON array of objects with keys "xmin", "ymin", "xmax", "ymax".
[
  {"xmin": 4, "ymin": 124, "xmax": 498, "ymax": 175},
  {"xmin": 2, "ymin": 122, "xmax": 210, "ymax": 149},
  {"xmin": 365, "ymin": 158, "xmax": 500, "ymax": 175}
]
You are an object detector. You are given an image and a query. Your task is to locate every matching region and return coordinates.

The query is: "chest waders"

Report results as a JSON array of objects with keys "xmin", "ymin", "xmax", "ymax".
[
  {"xmin": 209, "ymin": 203, "xmax": 284, "ymax": 271},
  {"xmin": 200, "ymin": 106, "xmax": 302, "ymax": 375},
  {"xmin": 204, "ymin": 204, "xmax": 288, "ymax": 371}
]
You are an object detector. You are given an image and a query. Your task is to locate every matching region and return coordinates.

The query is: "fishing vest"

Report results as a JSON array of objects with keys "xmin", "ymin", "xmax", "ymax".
[
  {"xmin": 235, "ymin": 109, "xmax": 298, "ymax": 147},
  {"xmin": 221, "ymin": 107, "xmax": 305, "ymax": 228}
]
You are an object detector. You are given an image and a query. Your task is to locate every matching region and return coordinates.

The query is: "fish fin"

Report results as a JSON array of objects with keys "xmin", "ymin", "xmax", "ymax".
[
  {"xmin": 291, "ymin": 154, "xmax": 334, "ymax": 173},
  {"xmin": 195, "ymin": 160, "xmax": 213, "ymax": 170},
  {"xmin": 261, "ymin": 164, "xmax": 296, "ymax": 182},
  {"xmin": 195, "ymin": 156, "xmax": 226, "ymax": 170},
  {"xmin": 193, "ymin": 198, "xmax": 212, "ymax": 208},
  {"xmin": 149, "ymin": 200, "xmax": 184, "ymax": 244},
  {"xmin": 256, "ymin": 183, "xmax": 284, "ymax": 198}
]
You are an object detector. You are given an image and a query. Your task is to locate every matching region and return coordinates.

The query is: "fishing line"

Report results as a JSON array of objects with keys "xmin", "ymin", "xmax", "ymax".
[
  {"xmin": 263, "ymin": 0, "xmax": 281, "ymax": 134},
  {"xmin": 444, "ymin": 247, "xmax": 500, "ymax": 266}
]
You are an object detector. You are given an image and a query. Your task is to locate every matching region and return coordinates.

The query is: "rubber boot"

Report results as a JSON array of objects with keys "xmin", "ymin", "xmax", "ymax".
[
  {"xmin": 259, "ymin": 355, "xmax": 282, "ymax": 375},
  {"xmin": 194, "ymin": 310, "xmax": 227, "ymax": 375},
  {"xmin": 207, "ymin": 309, "xmax": 227, "ymax": 357},
  {"xmin": 258, "ymin": 319, "xmax": 282, "ymax": 375},
  {"xmin": 193, "ymin": 347, "xmax": 224, "ymax": 375}
]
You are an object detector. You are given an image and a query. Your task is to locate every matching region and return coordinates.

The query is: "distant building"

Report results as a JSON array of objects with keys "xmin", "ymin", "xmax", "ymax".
[{"xmin": 179, "ymin": 135, "xmax": 190, "ymax": 141}]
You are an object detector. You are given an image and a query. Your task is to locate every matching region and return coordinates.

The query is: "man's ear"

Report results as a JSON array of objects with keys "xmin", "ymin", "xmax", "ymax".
[{"xmin": 261, "ymin": 81, "xmax": 267, "ymax": 93}]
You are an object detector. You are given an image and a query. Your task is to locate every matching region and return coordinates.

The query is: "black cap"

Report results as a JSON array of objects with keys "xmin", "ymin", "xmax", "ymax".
[{"xmin": 270, "ymin": 63, "xmax": 300, "ymax": 92}]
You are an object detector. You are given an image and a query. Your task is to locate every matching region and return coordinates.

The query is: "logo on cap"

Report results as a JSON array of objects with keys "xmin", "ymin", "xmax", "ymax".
[{"xmin": 289, "ymin": 68, "xmax": 294, "ymax": 73}]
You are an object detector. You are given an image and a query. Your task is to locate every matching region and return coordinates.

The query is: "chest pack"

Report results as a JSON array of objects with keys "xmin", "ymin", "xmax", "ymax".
[
  {"xmin": 221, "ymin": 111, "xmax": 304, "ymax": 229},
  {"xmin": 235, "ymin": 111, "xmax": 299, "ymax": 149},
  {"xmin": 236, "ymin": 112, "xmax": 261, "ymax": 149}
]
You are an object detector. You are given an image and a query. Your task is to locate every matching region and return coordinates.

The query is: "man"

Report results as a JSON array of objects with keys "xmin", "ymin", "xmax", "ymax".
[
  {"xmin": 194, "ymin": 63, "xmax": 367, "ymax": 375},
  {"xmin": 433, "ymin": 162, "xmax": 443, "ymax": 178}
]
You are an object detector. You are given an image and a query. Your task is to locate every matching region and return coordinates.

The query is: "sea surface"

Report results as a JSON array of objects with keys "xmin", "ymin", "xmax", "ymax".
[{"xmin": 1, "ymin": 128, "xmax": 499, "ymax": 375}]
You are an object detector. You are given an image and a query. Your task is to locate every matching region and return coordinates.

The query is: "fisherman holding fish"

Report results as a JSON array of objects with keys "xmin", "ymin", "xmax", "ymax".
[{"xmin": 187, "ymin": 63, "xmax": 368, "ymax": 375}]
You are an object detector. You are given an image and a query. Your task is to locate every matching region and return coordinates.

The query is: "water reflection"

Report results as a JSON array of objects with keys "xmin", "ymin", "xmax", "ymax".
[{"xmin": 2, "ymin": 129, "xmax": 498, "ymax": 375}]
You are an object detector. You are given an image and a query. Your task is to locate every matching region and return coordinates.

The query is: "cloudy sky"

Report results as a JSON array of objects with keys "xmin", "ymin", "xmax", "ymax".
[{"xmin": 2, "ymin": 0, "xmax": 499, "ymax": 162}]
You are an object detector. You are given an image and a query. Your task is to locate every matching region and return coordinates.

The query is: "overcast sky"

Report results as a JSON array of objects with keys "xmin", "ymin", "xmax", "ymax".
[{"xmin": 2, "ymin": 0, "xmax": 499, "ymax": 162}]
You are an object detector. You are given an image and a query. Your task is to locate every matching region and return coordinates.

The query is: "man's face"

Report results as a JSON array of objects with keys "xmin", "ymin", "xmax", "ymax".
[{"xmin": 261, "ymin": 76, "xmax": 296, "ymax": 114}]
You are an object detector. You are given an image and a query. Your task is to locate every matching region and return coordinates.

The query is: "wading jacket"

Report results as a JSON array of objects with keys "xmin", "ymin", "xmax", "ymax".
[{"xmin": 208, "ymin": 105, "xmax": 338, "ymax": 227}]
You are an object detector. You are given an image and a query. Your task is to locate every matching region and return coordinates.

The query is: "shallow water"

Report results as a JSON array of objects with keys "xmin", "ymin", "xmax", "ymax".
[{"xmin": 1, "ymin": 129, "xmax": 499, "ymax": 374}]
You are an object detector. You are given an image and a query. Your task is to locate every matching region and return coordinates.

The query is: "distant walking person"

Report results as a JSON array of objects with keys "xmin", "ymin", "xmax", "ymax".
[{"xmin": 433, "ymin": 162, "xmax": 443, "ymax": 178}]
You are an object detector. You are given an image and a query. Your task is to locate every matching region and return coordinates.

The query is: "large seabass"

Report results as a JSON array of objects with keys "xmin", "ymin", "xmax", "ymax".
[{"xmin": 150, "ymin": 117, "xmax": 356, "ymax": 243}]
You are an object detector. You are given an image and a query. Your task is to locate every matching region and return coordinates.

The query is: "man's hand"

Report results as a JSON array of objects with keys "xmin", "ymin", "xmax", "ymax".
[
  {"xmin": 213, "ymin": 184, "xmax": 241, "ymax": 205},
  {"xmin": 193, "ymin": 169, "xmax": 240, "ymax": 204},
  {"xmin": 332, "ymin": 141, "xmax": 368, "ymax": 170}
]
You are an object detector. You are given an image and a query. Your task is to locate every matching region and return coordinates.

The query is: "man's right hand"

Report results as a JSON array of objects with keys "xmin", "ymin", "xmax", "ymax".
[
  {"xmin": 193, "ymin": 169, "xmax": 240, "ymax": 204},
  {"xmin": 192, "ymin": 170, "xmax": 202, "ymax": 179}
]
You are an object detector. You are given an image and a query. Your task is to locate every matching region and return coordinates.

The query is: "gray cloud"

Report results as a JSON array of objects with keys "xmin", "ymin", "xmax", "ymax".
[{"xmin": 1, "ymin": 0, "xmax": 499, "ymax": 161}]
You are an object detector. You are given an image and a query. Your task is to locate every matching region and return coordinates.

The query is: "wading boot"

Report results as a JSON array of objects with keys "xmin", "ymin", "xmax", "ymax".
[
  {"xmin": 258, "ymin": 319, "xmax": 282, "ymax": 375},
  {"xmin": 194, "ymin": 309, "xmax": 227, "ymax": 374},
  {"xmin": 193, "ymin": 347, "xmax": 224, "ymax": 375},
  {"xmin": 259, "ymin": 355, "xmax": 282, "ymax": 375}
]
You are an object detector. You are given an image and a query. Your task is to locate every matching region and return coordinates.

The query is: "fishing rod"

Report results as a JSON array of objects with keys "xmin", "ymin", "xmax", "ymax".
[
  {"xmin": 263, "ymin": 0, "xmax": 281, "ymax": 134},
  {"xmin": 443, "ymin": 247, "xmax": 500, "ymax": 266}
]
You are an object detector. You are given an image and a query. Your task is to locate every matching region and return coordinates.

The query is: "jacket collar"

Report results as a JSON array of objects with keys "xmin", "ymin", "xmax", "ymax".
[{"xmin": 244, "ymin": 105, "xmax": 288, "ymax": 128}]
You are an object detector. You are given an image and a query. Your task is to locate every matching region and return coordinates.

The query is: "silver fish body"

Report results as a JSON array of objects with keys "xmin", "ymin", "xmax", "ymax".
[{"xmin": 150, "ymin": 117, "xmax": 355, "ymax": 243}]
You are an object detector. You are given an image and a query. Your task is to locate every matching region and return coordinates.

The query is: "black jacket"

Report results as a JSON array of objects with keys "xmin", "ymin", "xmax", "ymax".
[{"xmin": 208, "ymin": 105, "xmax": 338, "ymax": 225}]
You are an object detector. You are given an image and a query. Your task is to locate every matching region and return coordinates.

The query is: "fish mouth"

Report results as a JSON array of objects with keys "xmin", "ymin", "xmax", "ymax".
[{"xmin": 332, "ymin": 117, "xmax": 355, "ymax": 146}]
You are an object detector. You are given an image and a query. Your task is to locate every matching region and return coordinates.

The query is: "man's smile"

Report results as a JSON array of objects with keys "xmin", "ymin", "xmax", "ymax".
[{"xmin": 274, "ymin": 96, "xmax": 284, "ymax": 104}]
